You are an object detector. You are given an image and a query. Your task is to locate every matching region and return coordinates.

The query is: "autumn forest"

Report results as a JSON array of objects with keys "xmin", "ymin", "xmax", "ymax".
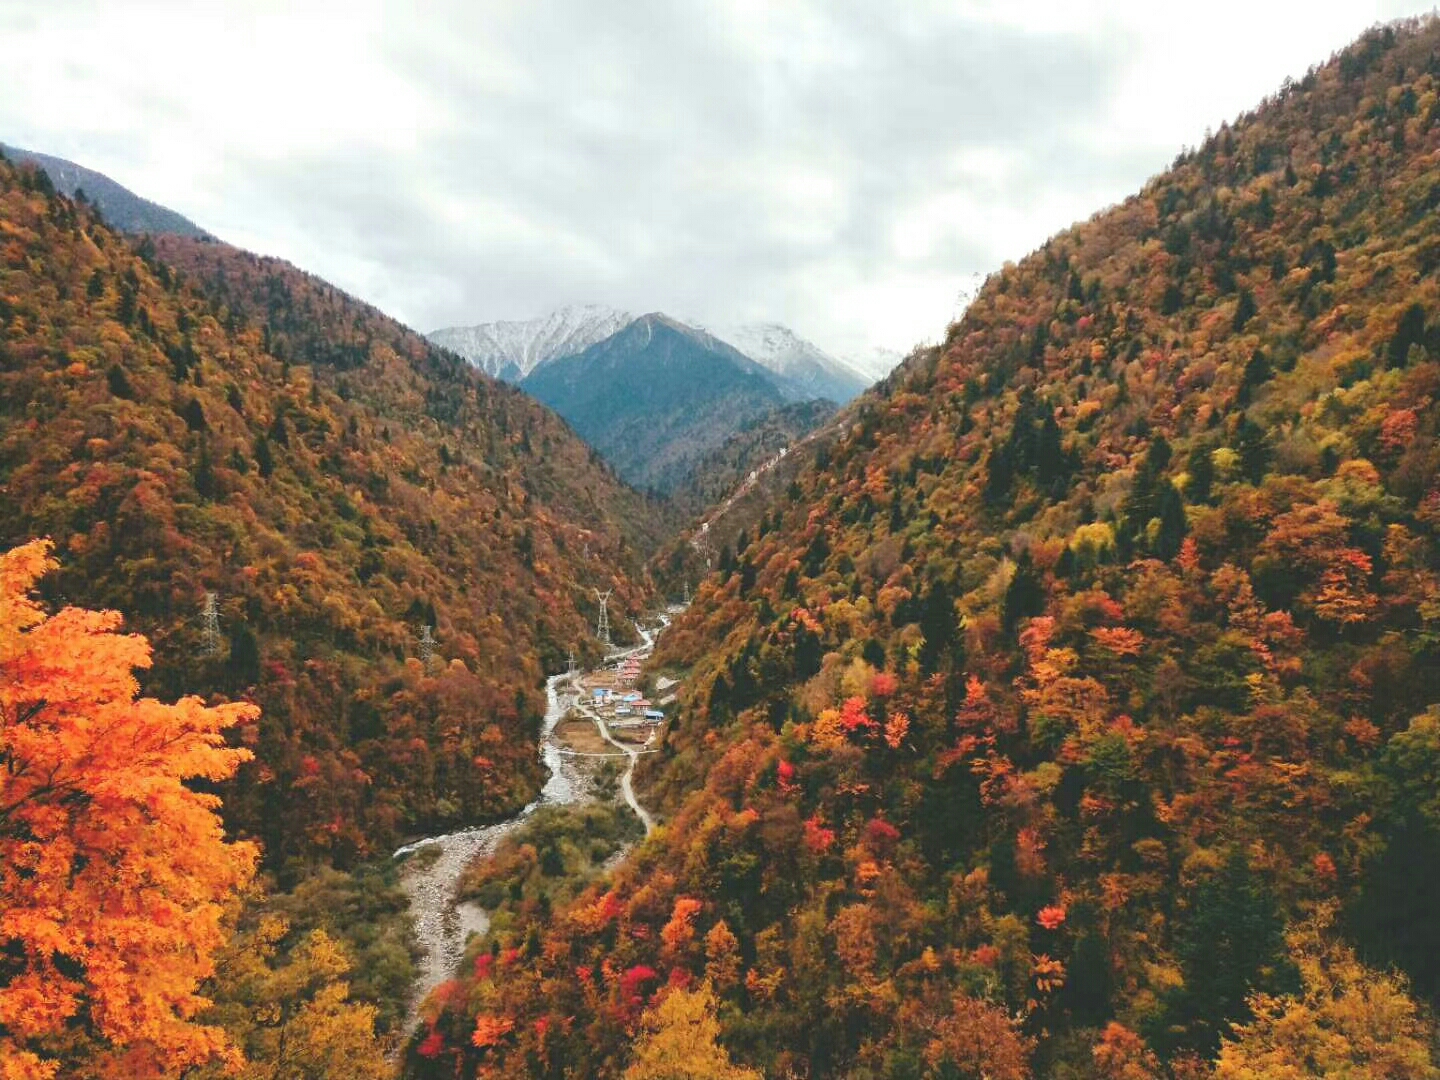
[{"xmin": 4, "ymin": 14, "xmax": 1440, "ymax": 1080}]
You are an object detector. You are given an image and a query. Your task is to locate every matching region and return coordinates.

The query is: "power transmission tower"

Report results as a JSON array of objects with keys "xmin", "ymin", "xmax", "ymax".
[
  {"xmin": 418, "ymin": 625, "xmax": 436, "ymax": 668},
  {"xmin": 683, "ymin": 582, "xmax": 691, "ymax": 605},
  {"xmin": 200, "ymin": 592, "xmax": 222, "ymax": 658},
  {"xmin": 595, "ymin": 589, "xmax": 612, "ymax": 648}
]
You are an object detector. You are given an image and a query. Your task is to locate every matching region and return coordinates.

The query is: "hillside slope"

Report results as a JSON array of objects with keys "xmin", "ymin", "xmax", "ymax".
[
  {"xmin": 671, "ymin": 398, "xmax": 839, "ymax": 519},
  {"xmin": 1, "ymin": 142, "xmax": 209, "ymax": 237},
  {"xmin": 653, "ymin": 398, "xmax": 843, "ymax": 595},
  {"xmin": 520, "ymin": 313, "xmax": 796, "ymax": 494},
  {"xmin": 0, "ymin": 157, "xmax": 660, "ymax": 873},
  {"xmin": 412, "ymin": 19, "xmax": 1440, "ymax": 1078}
]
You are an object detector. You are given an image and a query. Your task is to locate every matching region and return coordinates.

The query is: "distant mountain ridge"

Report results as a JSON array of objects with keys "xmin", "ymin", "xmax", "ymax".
[
  {"xmin": 0, "ymin": 142, "xmax": 209, "ymax": 238},
  {"xmin": 519, "ymin": 313, "xmax": 795, "ymax": 494},
  {"xmin": 430, "ymin": 308, "xmax": 892, "ymax": 402}
]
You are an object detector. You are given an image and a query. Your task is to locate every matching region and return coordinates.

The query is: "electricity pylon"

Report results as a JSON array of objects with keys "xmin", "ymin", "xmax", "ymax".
[
  {"xmin": 418, "ymin": 625, "xmax": 436, "ymax": 667},
  {"xmin": 200, "ymin": 592, "xmax": 222, "ymax": 657},
  {"xmin": 595, "ymin": 589, "xmax": 612, "ymax": 648}
]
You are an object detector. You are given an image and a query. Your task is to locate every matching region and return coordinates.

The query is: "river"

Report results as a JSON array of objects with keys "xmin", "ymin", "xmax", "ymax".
[{"xmin": 393, "ymin": 620, "xmax": 664, "ymax": 1033}]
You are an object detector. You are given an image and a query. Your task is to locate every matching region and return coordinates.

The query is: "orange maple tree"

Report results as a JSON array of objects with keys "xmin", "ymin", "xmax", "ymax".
[{"xmin": 0, "ymin": 540, "xmax": 258, "ymax": 1079}]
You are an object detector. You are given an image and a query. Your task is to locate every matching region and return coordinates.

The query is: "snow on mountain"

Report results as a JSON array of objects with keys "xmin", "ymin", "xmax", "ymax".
[
  {"xmin": 431, "ymin": 303, "xmax": 898, "ymax": 400},
  {"xmin": 687, "ymin": 320, "xmax": 871, "ymax": 404},
  {"xmin": 519, "ymin": 313, "xmax": 790, "ymax": 494},
  {"xmin": 427, "ymin": 304, "xmax": 633, "ymax": 381}
]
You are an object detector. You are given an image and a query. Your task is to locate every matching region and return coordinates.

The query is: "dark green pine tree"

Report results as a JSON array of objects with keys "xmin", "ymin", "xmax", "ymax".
[
  {"xmin": 1186, "ymin": 441, "xmax": 1216, "ymax": 505},
  {"xmin": 1235, "ymin": 417, "xmax": 1271, "ymax": 483},
  {"xmin": 1154, "ymin": 481, "xmax": 1188, "ymax": 561},
  {"xmin": 193, "ymin": 439, "xmax": 216, "ymax": 500},
  {"xmin": 227, "ymin": 624, "xmax": 261, "ymax": 689},
  {"xmin": 918, "ymin": 579, "xmax": 958, "ymax": 674},
  {"xmin": 1231, "ymin": 287, "xmax": 1258, "ymax": 331},
  {"xmin": 1153, "ymin": 851, "xmax": 1298, "ymax": 1058},
  {"xmin": 1002, "ymin": 550, "xmax": 1045, "ymax": 635},
  {"xmin": 182, "ymin": 397, "xmax": 207, "ymax": 432},
  {"xmin": 253, "ymin": 433, "xmax": 275, "ymax": 479}
]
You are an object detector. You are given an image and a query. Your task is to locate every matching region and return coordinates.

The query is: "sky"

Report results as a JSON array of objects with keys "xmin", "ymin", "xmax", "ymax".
[{"xmin": 1, "ymin": 1, "xmax": 1435, "ymax": 361}]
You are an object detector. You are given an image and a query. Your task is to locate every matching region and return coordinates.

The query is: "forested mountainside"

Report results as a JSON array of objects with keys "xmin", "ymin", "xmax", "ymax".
[
  {"xmin": 1, "ymin": 142, "xmax": 210, "ymax": 238},
  {"xmin": 520, "ymin": 313, "xmax": 800, "ymax": 494},
  {"xmin": 412, "ymin": 20, "xmax": 1440, "ymax": 1078},
  {"xmin": 669, "ymin": 399, "xmax": 838, "ymax": 520},
  {"xmin": 0, "ymin": 154, "xmax": 661, "ymax": 874},
  {"xmin": 652, "ymin": 399, "xmax": 844, "ymax": 598}
]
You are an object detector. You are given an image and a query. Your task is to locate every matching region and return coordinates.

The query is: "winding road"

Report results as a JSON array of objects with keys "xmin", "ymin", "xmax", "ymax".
[
  {"xmin": 576, "ymin": 617, "xmax": 664, "ymax": 835},
  {"xmin": 576, "ymin": 700, "xmax": 656, "ymax": 835}
]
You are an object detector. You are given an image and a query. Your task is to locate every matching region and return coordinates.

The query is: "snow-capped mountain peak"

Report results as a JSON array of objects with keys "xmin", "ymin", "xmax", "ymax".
[
  {"xmin": 431, "ymin": 304, "xmax": 900, "ymax": 400},
  {"xmin": 428, "ymin": 304, "xmax": 633, "ymax": 380}
]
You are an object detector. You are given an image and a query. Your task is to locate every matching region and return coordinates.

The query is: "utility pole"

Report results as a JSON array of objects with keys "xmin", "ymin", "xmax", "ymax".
[
  {"xmin": 418, "ymin": 625, "xmax": 436, "ymax": 668},
  {"xmin": 595, "ymin": 589, "xmax": 612, "ymax": 648},
  {"xmin": 200, "ymin": 592, "xmax": 222, "ymax": 658},
  {"xmin": 567, "ymin": 648, "xmax": 577, "ymax": 682}
]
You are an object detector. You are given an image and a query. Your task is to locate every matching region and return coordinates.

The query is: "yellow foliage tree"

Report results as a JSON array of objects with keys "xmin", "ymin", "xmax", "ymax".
[
  {"xmin": 194, "ymin": 913, "xmax": 392, "ymax": 1080},
  {"xmin": 1214, "ymin": 908, "xmax": 1439, "ymax": 1079},
  {"xmin": 624, "ymin": 983, "xmax": 762, "ymax": 1080},
  {"xmin": 703, "ymin": 921, "xmax": 742, "ymax": 992},
  {"xmin": 0, "ymin": 540, "xmax": 258, "ymax": 1079}
]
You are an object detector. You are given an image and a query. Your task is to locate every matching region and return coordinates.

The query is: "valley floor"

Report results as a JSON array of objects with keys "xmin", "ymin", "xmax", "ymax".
[{"xmin": 393, "ymin": 617, "xmax": 672, "ymax": 1034}]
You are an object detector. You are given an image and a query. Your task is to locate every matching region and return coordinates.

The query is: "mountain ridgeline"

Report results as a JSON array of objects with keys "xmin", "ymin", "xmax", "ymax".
[
  {"xmin": 430, "ymin": 307, "xmax": 878, "ymax": 405},
  {"xmin": 0, "ymin": 155, "xmax": 664, "ymax": 875},
  {"xmin": 428, "ymin": 304, "xmax": 634, "ymax": 382},
  {"xmin": 690, "ymin": 320, "xmax": 872, "ymax": 404},
  {"xmin": 520, "ymin": 313, "xmax": 812, "ymax": 494},
  {"xmin": 0, "ymin": 142, "xmax": 210, "ymax": 238},
  {"xmin": 411, "ymin": 19, "xmax": 1440, "ymax": 1078}
]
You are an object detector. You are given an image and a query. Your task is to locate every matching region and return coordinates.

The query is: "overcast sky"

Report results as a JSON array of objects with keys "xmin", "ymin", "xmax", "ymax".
[{"xmin": 2, "ymin": 1, "xmax": 1434, "ymax": 359}]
